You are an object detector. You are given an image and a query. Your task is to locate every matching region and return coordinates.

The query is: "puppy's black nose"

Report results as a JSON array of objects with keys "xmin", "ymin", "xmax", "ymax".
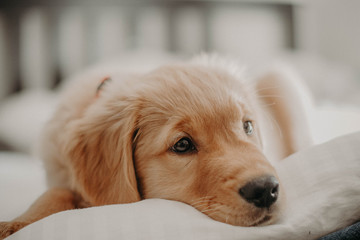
[{"xmin": 239, "ymin": 175, "xmax": 279, "ymax": 208}]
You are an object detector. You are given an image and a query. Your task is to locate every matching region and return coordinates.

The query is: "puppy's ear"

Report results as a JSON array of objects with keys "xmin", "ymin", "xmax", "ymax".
[
  {"xmin": 96, "ymin": 76, "xmax": 111, "ymax": 98},
  {"xmin": 65, "ymin": 99, "xmax": 141, "ymax": 205}
]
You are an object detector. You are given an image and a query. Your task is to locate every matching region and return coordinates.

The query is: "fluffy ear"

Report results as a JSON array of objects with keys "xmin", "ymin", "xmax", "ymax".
[{"xmin": 65, "ymin": 99, "xmax": 141, "ymax": 206}]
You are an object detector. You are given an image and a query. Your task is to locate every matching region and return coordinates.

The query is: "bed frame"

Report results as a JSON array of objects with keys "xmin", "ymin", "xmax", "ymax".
[{"xmin": 0, "ymin": 0, "xmax": 299, "ymax": 98}]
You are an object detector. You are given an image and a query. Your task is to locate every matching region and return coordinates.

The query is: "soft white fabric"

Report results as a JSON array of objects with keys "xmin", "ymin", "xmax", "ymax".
[
  {"xmin": 0, "ymin": 90, "xmax": 57, "ymax": 153},
  {"xmin": 3, "ymin": 131, "xmax": 360, "ymax": 240},
  {"xmin": 0, "ymin": 152, "xmax": 46, "ymax": 220}
]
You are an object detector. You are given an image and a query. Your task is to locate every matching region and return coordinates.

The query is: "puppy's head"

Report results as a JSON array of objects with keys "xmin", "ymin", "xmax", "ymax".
[{"xmin": 67, "ymin": 58, "xmax": 283, "ymax": 226}]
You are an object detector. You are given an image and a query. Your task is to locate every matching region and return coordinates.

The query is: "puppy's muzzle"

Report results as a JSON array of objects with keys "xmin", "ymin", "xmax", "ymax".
[{"xmin": 239, "ymin": 175, "xmax": 279, "ymax": 208}]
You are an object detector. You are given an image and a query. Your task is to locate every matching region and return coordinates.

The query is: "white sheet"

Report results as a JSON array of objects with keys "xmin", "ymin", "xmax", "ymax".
[
  {"xmin": 0, "ymin": 152, "xmax": 46, "ymax": 220},
  {"xmin": 4, "ymin": 131, "xmax": 360, "ymax": 240}
]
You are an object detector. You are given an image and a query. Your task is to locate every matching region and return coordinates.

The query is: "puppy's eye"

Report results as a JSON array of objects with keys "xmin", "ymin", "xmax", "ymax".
[
  {"xmin": 243, "ymin": 121, "xmax": 254, "ymax": 135},
  {"xmin": 171, "ymin": 137, "xmax": 196, "ymax": 154}
]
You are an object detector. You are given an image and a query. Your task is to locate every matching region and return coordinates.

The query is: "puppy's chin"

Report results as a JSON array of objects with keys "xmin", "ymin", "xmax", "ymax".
[
  {"xmin": 249, "ymin": 204, "xmax": 283, "ymax": 227},
  {"xmin": 194, "ymin": 201, "xmax": 283, "ymax": 227},
  {"xmin": 213, "ymin": 209, "xmax": 280, "ymax": 227}
]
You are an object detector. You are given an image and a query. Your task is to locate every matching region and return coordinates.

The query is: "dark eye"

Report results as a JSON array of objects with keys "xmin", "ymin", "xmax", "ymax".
[
  {"xmin": 243, "ymin": 121, "xmax": 254, "ymax": 135},
  {"xmin": 171, "ymin": 137, "xmax": 196, "ymax": 154}
]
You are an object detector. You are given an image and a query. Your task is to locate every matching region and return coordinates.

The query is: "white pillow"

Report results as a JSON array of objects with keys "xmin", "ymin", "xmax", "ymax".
[
  {"xmin": 0, "ymin": 90, "xmax": 57, "ymax": 153},
  {"xmin": 6, "ymin": 131, "xmax": 360, "ymax": 240}
]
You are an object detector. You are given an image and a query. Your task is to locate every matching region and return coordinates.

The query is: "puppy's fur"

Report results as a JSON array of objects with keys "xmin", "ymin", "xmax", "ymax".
[{"xmin": 0, "ymin": 55, "xmax": 313, "ymax": 238}]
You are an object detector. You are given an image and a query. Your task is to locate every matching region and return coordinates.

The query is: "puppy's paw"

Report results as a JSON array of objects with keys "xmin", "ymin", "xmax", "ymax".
[{"xmin": 0, "ymin": 221, "xmax": 28, "ymax": 239}]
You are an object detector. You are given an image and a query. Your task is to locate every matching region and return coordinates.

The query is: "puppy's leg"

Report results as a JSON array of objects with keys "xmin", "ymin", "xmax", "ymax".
[
  {"xmin": 0, "ymin": 188, "xmax": 84, "ymax": 239},
  {"xmin": 256, "ymin": 67, "xmax": 314, "ymax": 159}
]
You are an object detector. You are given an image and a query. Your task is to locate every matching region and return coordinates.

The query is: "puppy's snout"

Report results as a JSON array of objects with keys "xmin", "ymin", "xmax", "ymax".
[{"xmin": 239, "ymin": 175, "xmax": 279, "ymax": 208}]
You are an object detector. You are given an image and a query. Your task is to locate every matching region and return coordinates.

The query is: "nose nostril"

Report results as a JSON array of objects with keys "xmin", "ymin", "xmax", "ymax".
[
  {"xmin": 239, "ymin": 175, "xmax": 279, "ymax": 208},
  {"xmin": 271, "ymin": 185, "xmax": 279, "ymax": 196}
]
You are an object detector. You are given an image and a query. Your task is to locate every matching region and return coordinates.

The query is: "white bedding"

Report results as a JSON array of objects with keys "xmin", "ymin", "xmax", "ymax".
[
  {"xmin": 2, "ymin": 131, "xmax": 360, "ymax": 240},
  {"xmin": 0, "ymin": 153, "xmax": 46, "ymax": 221}
]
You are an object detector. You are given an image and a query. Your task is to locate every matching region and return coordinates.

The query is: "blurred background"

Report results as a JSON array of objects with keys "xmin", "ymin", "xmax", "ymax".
[{"xmin": 0, "ymin": 0, "xmax": 360, "ymax": 153}]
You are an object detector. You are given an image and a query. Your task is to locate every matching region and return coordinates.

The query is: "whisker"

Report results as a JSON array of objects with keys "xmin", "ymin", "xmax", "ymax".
[
  {"xmin": 192, "ymin": 202, "xmax": 212, "ymax": 209},
  {"xmin": 200, "ymin": 204, "xmax": 223, "ymax": 214},
  {"xmin": 192, "ymin": 200, "xmax": 217, "ymax": 210},
  {"xmin": 207, "ymin": 210, "xmax": 221, "ymax": 217},
  {"xmin": 190, "ymin": 196, "xmax": 214, "ymax": 206},
  {"xmin": 190, "ymin": 196, "xmax": 213, "ymax": 201},
  {"xmin": 201, "ymin": 209, "xmax": 219, "ymax": 216},
  {"xmin": 190, "ymin": 197, "xmax": 217, "ymax": 210}
]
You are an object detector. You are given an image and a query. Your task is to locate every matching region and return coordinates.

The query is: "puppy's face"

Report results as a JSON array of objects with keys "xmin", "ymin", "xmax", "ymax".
[
  {"xmin": 68, "ymin": 61, "xmax": 283, "ymax": 227},
  {"xmin": 131, "ymin": 65, "xmax": 283, "ymax": 226}
]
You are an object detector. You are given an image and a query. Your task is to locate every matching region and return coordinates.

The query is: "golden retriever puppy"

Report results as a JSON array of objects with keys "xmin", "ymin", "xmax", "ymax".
[{"xmin": 0, "ymin": 55, "xmax": 312, "ymax": 238}]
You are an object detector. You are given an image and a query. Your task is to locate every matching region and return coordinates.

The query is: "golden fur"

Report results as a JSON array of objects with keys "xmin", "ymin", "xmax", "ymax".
[{"xmin": 0, "ymin": 55, "xmax": 313, "ymax": 238}]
